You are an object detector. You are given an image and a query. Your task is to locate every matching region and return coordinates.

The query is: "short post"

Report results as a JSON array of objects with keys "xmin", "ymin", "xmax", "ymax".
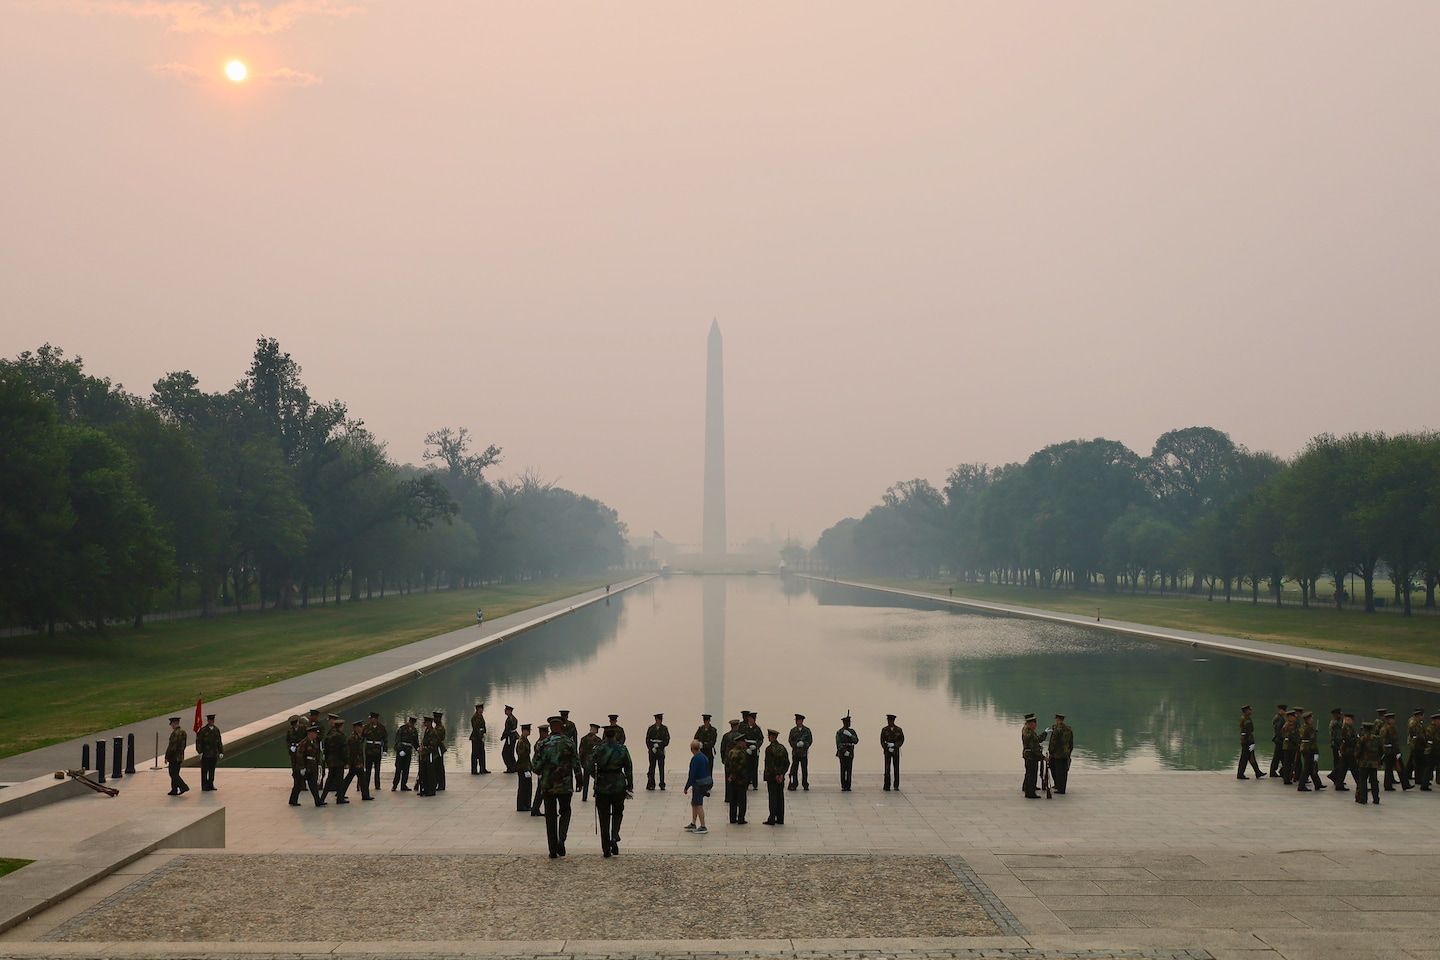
[
  {"xmin": 153, "ymin": 732, "xmax": 160, "ymax": 770},
  {"xmin": 125, "ymin": 733, "xmax": 136, "ymax": 774},
  {"xmin": 112, "ymin": 737, "xmax": 123, "ymax": 778},
  {"xmin": 81, "ymin": 743, "xmax": 90, "ymax": 771},
  {"xmin": 95, "ymin": 740, "xmax": 107, "ymax": 784}
]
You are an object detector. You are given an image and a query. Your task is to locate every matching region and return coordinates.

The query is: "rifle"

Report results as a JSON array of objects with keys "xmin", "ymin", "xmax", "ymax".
[
  {"xmin": 66, "ymin": 769, "xmax": 119, "ymax": 797},
  {"xmin": 1040, "ymin": 756, "xmax": 1052, "ymax": 799}
]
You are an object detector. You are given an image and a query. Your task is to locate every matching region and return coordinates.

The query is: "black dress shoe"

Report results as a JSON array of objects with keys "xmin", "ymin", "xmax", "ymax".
[
  {"xmin": 288, "ymin": 801, "xmax": 301, "ymax": 806},
  {"xmin": 763, "ymin": 819, "xmax": 775, "ymax": 825},
  {"xmin": 315, "ymin": 801, "xmax": 327, "ymax": 807},
  {"xmin": 1237, "ymin": 775, "xmax": 1249, "ymax": 780},
  {"xmin": 336, "ymin": 798, "xmax": 350, "ymax": 804},
  {"xmin": 736, "ymin": 819, "xmax": 748, "ymax": 824},
  {"xmin": 1024, "ymin": 793, "xmax": 1040, "ymax": 799},
  {"xmin": 603, "ymin": 850, "xmax": 611, "ymax": 858},
  {"xmin": 549, "ymin": 852, "xmax": 559, "ymax": 859}
]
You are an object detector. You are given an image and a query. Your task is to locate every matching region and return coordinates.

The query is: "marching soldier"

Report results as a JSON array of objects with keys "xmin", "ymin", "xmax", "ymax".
[
  {"xmin": 1021, "ymin": 713, "xmax": 1042, "ymax": 799},
  {"xmin": 533, "ymin": 716, "xmax": 582, "ymax": 858},
  {"xmin": 787, "ymin": 714, "xmax": 812, "ymax": 791},
  {"xmin": 607, "ymin": 713, "xmax": 627, "ymax": 744},
  {"xmin": 1279, "ymin": 709, "xmax": 1298, "ymax": 784},
  {"xmin": 880, "ymin": 714, "xmax": 904, "ymax": 791},
  {"xmin": 590, "ymin": 725, "xmax": 633, "ymax": 857},
  {"xmin": 362, "ymin": 711, "xmax": 387, "ymax": 791},
  {"xmin": 1268, "ymin": 704, "xmax": 1287, "ymax": 778},
  {"xmin": 1406, "ymin": 708, "xmax": 1428, "ymax": 789},
  {"xmin": 515, "ymin": 723, "xmax": 534, "ymax": 812},
  {"xmin": 501, "ymin": 705, "xmax": 518, "ymax": 773},
  {"xmin": 835, "ymin": 714, "xmax": 859, "ymax": 792},
  {"xmin": 763, "ymin": 729, "xmax": 789, "ymax": 826},
  {"xmin": 469, "ymin": 703, "xmax": 489, "ymax": 775},
  {"xmin": 530, "ymin": 722, "xmax": 549, "ymax": 816},
  {"xmin": 1237, "ymin": 705, "xmax": 1264, "ymax": 780},
  {"xmin": 285, "ymin": 715, "xmax": 306, "ymax": 782},
  {"xmin": 723, "ymin": 726, "xmax": 749, "ymax": 824},
  {"xmin": 417, "ymin": 715, "xmax": 438, "ymax": 797},
  {"xmin": 1048, "ymin": 713, "xmax": 1073, "ymax": 795},
  {"xmin": 1297, "ymin": 711, "xmax": 1325, "ymax": 792},
  {"xmin": 431, "ymin": 710, "xmax": 447, "ymax": 792},
  {"xmin": 322, "ymin": 716, "xmax": 349, "ymax": 803},
  {"xmin": 196, "ymin": 713, "xmax": 223, "ymax": 791},
  {"xmin": 1383, "ymin": 712, "xmax": 1408, "ymax": 790},
  {"xmin": 345, "ymin": 720, "xmax": 372, "ymax": 801},
  {"xmin": 289, "ymin": 725, "xmax": 325, "ymax": 806},
  {"xmin": 1355, "ymin": 722, "xmax": 1382, "ymax": 805},
  {"xmin": 694, "ymin": 714, "xmax": 718, "ymax": 763},
  {"xmin": 645, "ymin": 713, "xmax": 671, "ymax": 791},
  {"xmin": 1326, "ymin": 708, "xmax": 1344, "ymax": 787},
  {"xmin": 164, "ymin": 716, "xmax": 189, "ymax": 796},
  {"xmin": 578, "ymin": 723, "xmax": 602, "ymax": 801},
  {"xmin": 741, "ymin": 711, "xmax": 763, "ymax": 790},
  {"xmin": 1334, "ymin": 712, "xmax": 1356, "ymax": 790},
  {"xmin": 392, "ymin": 715, "xmax": 419, "ymax": 791}
]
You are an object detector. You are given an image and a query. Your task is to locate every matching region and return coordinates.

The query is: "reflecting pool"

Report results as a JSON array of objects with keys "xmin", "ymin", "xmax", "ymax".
[{"xmin": 233, "ymin": 575, "xmax": 1432, "ymax": 772}]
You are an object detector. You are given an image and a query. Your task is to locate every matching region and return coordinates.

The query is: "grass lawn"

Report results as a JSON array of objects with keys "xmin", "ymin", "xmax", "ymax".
[
  {"xmin": 869, "ymin": 578, "xmax": 1440, "ymax": 669},
  {"xmin": 0, "ymin": 858, "xmax": 31, "ymax": 878},
  {"xmin": 0, "ymin": 577, "xmax": 620, "ymax": 760}
]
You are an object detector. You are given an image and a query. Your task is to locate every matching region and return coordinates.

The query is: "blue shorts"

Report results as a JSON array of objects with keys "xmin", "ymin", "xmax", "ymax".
[{"xmin": 691, "ymin": 785, "xmax": 708, "ymax": 805}]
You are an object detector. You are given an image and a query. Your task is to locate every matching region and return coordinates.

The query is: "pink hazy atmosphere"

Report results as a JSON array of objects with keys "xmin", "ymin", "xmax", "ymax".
[{"xmin": 3, "ymin": 2, "xmax": 1438, "ymax": 549}]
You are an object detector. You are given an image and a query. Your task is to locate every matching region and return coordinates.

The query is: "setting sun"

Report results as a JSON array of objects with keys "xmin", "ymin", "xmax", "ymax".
[{"xmin": 224, "ymin": 60, "xmax": 248, "ymax": 83}]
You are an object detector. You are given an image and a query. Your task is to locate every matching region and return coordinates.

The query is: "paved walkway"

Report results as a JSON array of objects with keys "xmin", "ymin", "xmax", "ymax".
[
  {"xmin": 814, "ymin": 577, "xmax": 1440, "ymax": 692},
  {"xmin": 0, "ymin": 579, "xmax": 653, "ymax": 784}
]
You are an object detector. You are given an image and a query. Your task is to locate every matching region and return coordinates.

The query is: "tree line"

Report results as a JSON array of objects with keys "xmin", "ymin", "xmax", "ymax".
[
  {"xmin": 813, "ymin": 426, "xmax": 1440, "ymax": 616},
  {"xmin": 0, "ymin": 340, "xmax": 627, "ymax": 634}
]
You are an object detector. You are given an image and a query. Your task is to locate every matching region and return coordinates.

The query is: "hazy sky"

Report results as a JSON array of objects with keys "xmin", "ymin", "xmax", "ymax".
[{"xmin": 4, "ymin": 3, "xmax": 1438, "ymax": 548}]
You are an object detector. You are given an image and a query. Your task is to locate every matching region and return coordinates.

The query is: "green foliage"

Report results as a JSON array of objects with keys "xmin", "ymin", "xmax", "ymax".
[{"xmin": 0, "ymin": 859, "xmax": 31, "ymax": 878}]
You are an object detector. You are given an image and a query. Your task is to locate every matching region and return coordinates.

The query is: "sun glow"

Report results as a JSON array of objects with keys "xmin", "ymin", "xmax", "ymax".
[{"xmin": 225, "ymin": 60, "xmax": 248, "ymax": 83}]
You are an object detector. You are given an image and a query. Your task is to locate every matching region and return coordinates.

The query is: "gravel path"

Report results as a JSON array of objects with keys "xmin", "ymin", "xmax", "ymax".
[{"xmin": 51, "ymin": 854, "xmax": 1000, "ymax": 942}]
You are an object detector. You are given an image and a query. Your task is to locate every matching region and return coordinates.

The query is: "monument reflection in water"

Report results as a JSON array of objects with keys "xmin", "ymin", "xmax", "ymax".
[{"xmin": 234, "ymin": 576, "xmax": 1432, "ymax": 772}]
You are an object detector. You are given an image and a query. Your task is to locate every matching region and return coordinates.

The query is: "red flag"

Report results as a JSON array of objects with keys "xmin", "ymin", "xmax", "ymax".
[{"xmin": 193, "ymin": 698, "xmax": 203, "ymax": 733}]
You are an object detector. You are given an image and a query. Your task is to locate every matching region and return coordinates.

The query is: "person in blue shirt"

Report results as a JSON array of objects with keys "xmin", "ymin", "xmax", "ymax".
[{"xmin": 683, "ymin": 739, "xmax": 712, "ymax": 834}]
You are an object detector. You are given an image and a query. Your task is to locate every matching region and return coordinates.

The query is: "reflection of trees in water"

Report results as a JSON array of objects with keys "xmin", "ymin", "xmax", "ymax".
[{"xmin": 232, "ymin": 597, "xmax": 628, "ymax": 767}]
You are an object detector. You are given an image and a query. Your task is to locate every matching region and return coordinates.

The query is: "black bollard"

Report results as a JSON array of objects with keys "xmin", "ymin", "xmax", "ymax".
[
  {"xmin": 125, "ymin": 733, "xmax": 136, "ymax": 774},
  {"xmin": 95, "ymin": 740, "xmax": 107, "ymax": 783},
  {"xmin": 81, "ymin": 743, "xmax": 91, "ymax": 771},
  {"xmin": 112, "ymin": 737, "xmax": 123, "ymax": 778}
]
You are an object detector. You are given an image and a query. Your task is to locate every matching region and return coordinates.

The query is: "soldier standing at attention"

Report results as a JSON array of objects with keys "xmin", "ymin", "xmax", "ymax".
[
  {"xmin": 363, "ymin": 711, "xmax": 387, "ymax": 791},
  {"xmin": 1048, "ymin": 714, "xmax": 1073, "ymax": 795},
  {"xmin": 590, "ymin": 725, "xmax": 633, "ymax": 857},
  {"xmin": 1326, "ymin": 708, "xmax": 1344, "ymax": 787},
  {"xmin": 344, "ymin": 720, "xmax": 373, "ymax": 801},
  {"xmin": 290, "ymin": 726, "xmax": 325, "ymax": 806},
  {"xmin": 578, "ymin": 723, "xmax": 602, "ymax": 801},
  {"xmin": 741, "ymin": 711, "xmax": 764, "ymax": 790},
  {"xmin": 393, "ymin": 716, "xmax": 418, "ymax": 791},
  {"xmin": 469, "ymin": 703, "xmax": 488, "ymax": 775},
  {"xmin": 286, "ymin": 715, "xmax": 306, "ymax": 783},
  {"xmin": 1021, "ymin": 713, "xmax": 1042, "ymax": 799},
  {"xmin": 645, "ymin": 713, "xmax": 671, "ymax": 791},
  {"xmin": 694, "ymin": 714, "xmax": 718, "ymax": 763},
  {"xmin": 723, "ymin": 729, "xmax": 750, "ymax": 824},
  {"xmin": 514, "ymin": 723, "xmax": 534, "ymax": 812},
  {"xmin": 196, "ymin": 713, "xmax": 223, "ymax": 791},
  {"xmin": 1269, "ymin": 704, "xmax": 1287, "ymax": 778},
  {"xmin": 164, "ymin": 716, "xmax": 189, "ymax": 796},
  {"xmin": 323, "ymin": 716, "xmax": 349, "ymax": 803},
  {"xmin": 501, "ymin": 705, "xmax": 518, "ymax": 773},
  {"xmin": 787, "ymin": 714, "xmax": 812, "ymax": 791},
  {"xmin": 533, "ymin": 715, "xmax": 581, "ymax": 858},
  {"xmin": 1355, "ymin": 722, "xmax": 1381, "ymax": 805},
  {"xmin": 763, "ymin": 729, "xmax": 789, "ymax": 826},
  {"xmin": 1335, "ymin": 712, "xmax": 1357, "ymax": 790},
  {"xmin": 607, "ymin": 714, "xmax": 627, "ymax": 744},
  {"xmin": 530, "ymin": 723, "xmax": 549, "ymax": 816},
  {"xmin": 416, "ymin": 716, "xmax": 438, "ymax": 797},
  {"xmin": 880, "ymin": 714, "xmax": 905, "ymax": 791},
  {"xmin": 431, "ymin": 710, "xmax": 447, "ymax": 792},
  {"xmin": 835, "ymin": 714, "xmax": 859, "ymax": 792},
  {"xmin": 1237, "ymin": 705, "xmax": 1264, "ymax": 780}
]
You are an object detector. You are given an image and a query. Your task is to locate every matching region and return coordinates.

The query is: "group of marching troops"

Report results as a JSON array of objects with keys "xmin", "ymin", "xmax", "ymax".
[{"xmin": 1237, "ymin": 703, "xmax": 1440, "ymax": 804}]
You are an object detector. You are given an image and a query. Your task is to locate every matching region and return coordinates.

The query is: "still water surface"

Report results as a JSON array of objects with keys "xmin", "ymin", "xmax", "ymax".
[{"xmin": 235, "ymin": 576, "xmax": 1431, "ymax": 772}]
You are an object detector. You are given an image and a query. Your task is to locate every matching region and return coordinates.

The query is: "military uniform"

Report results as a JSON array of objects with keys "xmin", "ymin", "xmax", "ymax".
[
  {"xmin": 557, "ymin": 711, "xmax": 579, "ymax": 747},
  {"xmin": 469, "ymin": 704, "xmax": 488, "ymax": 775},
  {"xmin": 880, "ymin": 716, "xmax": 904, "ymax": 791},
  {"xmin": 1268, "ymin": 705, "xmax": 1287, "ymax": 778},
  {"xmin": 1335, "ymin": 714, "xmax": 1357, "ymax": 790},
  {"xmin": 1279, "ymin": 711, "xmax": 1298, "ymax": 783},
  {"xmin": 515, "ymin": 726, "xmax": 533, "ymax": 812},
  {"xmin": 533, "ymin": 717, "xmax": 582, "ymax": 857},
  {"xmin": 1325, "ymin": 710, "xmax": 1344, "ymax": 787},
  {"xmin": 1424, "ymin": 715, "xmax": 1440, "ymax": 791},
  {"xmin": 645, "ymin": 714, "xmax": 671, "ymax": 790},
  {"xmin": 835, "ymin": 719, "xmax": 859, "ymax": 791},
  {"xmin": 694, "ymin": 716, "xmax": 718, "ymax": 763},
  {"xmin": 1296, "ymin": 712, "xmax": 1325, "ymax": 791},
  {"xmin": 741, "ymin": 713, "xmax": 763, "ymax": 790},
  {"xmin": 1021, "ymin": 714, "xmax": 1042, "ymax": 799},
  {"xmin": 719, "ymin": 721, "xmax": 742, "ymax": 804},
  {"xmin": 392, "ymin": 717, "xmax": 419, "ymax": 791},
  {"xmin": 285, "ymin": 716, "xmax": 307, "ymax": 782},
  {"xmin": 362, "ymin": 712, "xmax": 388, "ymax": 791},
  {"xmin": 1383, "ymin": 714, "xmax": 1408, "ymax": 790},
  {"xmin": 196, "ymin": 715, "xmax": 223, "ymax": 791},
  {"xmin": 578, "ymin": 724, "xmax": 602, "ymax": 801},
  {"xmin": 431, "ymin": 711, "xmax": 448, "ymax": 792},
  {"xmin": 787, "ymin": 716, "xmax": 812, "ymax": 791},
  {"xmin": 607, "ymin": 715, "xmax": 627, "ymax": 744},
  {"xmin": 1237, "ymin": 707, "xmax": 1263, "ymax": 779},
  {"xmin": 1406, "ymin": 709, "xmax": 1428, "ymax": 789},
  {"xmin": 723, "ymin": 735, "xmax": 750, "ymax": 824},
  {"xmin": 763, "ymin": 732, "xmax": 789, "ymax": 825},
  {"xmin": 501, "ymin": 707, "xmax": 518, "ymax": 773},
  {"xmin": 322, "ymin": 719, "xmax": 349, "ymax": 802},
  {"xmin": 289, "ymin": 731, "xmax": 325, "ymax": 806},
  {"xmin": 1355, "ymin": 722, "xmax": 1382, "ymax": 804},
  {"xmin": 164, "ymin": 720, "xmax": 189, "ymax": 796},
  {"xmin": 1048, "ymin": 715, "xmax": 1073, "ymax": 794},
  {"xmin": 530, "ymin": 724, "xmax": 549, "ymax": 816},
  {"xmin": 344, "ymin": 723, "xmax": 372, "ymax": 801},
  {"xmin": 417, "ymin": 719, "xmax": 441, "ymax": 797},
  {"xmin": 590, "ymin": 730, "xmax": 633, "ymax": 857}
]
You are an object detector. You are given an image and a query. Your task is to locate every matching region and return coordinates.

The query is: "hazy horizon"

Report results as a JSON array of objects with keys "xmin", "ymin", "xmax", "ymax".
[{"xmin": 5, "ymin": 2, "xmax": 1438, "ymax": 547}]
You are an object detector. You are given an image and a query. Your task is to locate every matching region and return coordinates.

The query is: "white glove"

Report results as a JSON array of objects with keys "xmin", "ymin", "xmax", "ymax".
[
  {"xmin": 1248, "ymin": 744, "xmax": 1255, "ymax": 753},
  {"xmin": 524, "ymin": 771, "xmax": 532, "ymax": 779},
  {"xmin": 219, "ymin": 754, "xmax": 224, "ymax": 760}
]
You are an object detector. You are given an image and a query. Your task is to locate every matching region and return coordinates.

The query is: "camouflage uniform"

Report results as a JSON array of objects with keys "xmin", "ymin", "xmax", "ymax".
[
  {"xmin": 533, "ymin": 721, "xmax": 581, "ymax": 857},
  {"xmin": 723, "ymin": 737, "xmax": 750, "ymax": 824},
  {"xmin": 589, "ymin": 733, "xmax": 633, "ymax": 856},
  {"xmin": 763, "ymin": 735, "xmax": 789, "ymax": 825},
  {"xmin": 577, "ymin": 727, "xmax": 602, "ymax": 801}
]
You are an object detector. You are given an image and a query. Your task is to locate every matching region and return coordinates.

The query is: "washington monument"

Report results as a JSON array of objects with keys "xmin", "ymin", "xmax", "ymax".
[{"xmin": 702, "ymin": 319, "xmax": 727, "ymax": 556}]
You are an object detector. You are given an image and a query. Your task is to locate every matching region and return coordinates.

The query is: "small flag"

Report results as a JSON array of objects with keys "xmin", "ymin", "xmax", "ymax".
[{"xmin": 193, "ymin": 698, "xmax": 203, "ymax": 733}]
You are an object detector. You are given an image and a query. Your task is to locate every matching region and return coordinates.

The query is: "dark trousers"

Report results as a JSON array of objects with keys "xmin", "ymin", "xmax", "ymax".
[
  {"xmin": 290, "ymin": 769, "xmax": 323, "ymax": 805},
  {"xmin": 838, "ymin": 756, "xmax": 854, "ymax": 791},
  {"xmin": 766, "ymin": 779, "xmax": 785, "ymax": 823},
  {"xmin": 747, "ymin": 752, "xmax": 759, "ymax": 789},
  {"xmin": 167, "ymin": 760, "xmax": 188, "ymax": 794},
  {"xmin": 1355, "ymin": 768, "xmax": 1380, "ymax": 803},
  {"xmin": 579, "ymin": 771, "xmax": 591, "ymax": 802},
  {"xmin": 417, "ymin": 756, "xmax": 434, "ymax": 796},
  {"xmin": 1409, "ymin": 750, "xmax": 1429, "ymax": 788},
  {"xmin": 323, "ymin": 765, "xmax": 347, "ymax": 800},
  {"xmin": 517, "ymin": 772, "xmax": 533, "ymax": 811},
  {"xmin": 343, "ymin": 766, "xmax": 372, "ymax": 800},
  {"xmin": 392, "ymin": 750, "xmax": 412, "ymax": 790},
  {"xmin": 530, "ymin": 777, "xmax": 544, "ymax": 815},
  {"xmin": 1384, "ymin": 754, "xmax": 1401, "ymax": 789},
  {"xmin": 470, "ymin": 740, "xmax": 487, "ymax": 774},
  {"xmin": 596, "ymin": 793, "xmax": 625, "ymax": 853},
  {"xmin": 1023, "ymin": 757, "xmax": 1039, "ymax": 796},
  {"xmin": 542, "ymin": 793, "xmax": 573, "ymax": 855},
  {"xmin": 1238, "ymin": 741, "xmax": 1262, "ymax": 778},
  {"xmin": 1269, "ymin": 740, "xmax": 1283, "ymax": 777},
  {"xmin": 502, "ymin": 739, "xmax": 516, "ymax": 773},
  {"xmin": 647, "ymin": 750, "xmax": 666, "ymax": 789},
  {"xmin": 728, "ymin": 780, "xmax": 747, "ymax": 822},
  {"xmin": 435, "ymin": 751, "xmax": 446, "ymax": 791},
  {"xmin": 787, "ymin": 754, "xmax": 808, "ymax": 789},
  {"xmin": 199, "ymin": 756, "xmax": 217, "ymax": 790},
  {"xmin": 365, "ymin": 754, "xmax": 382, "ymax": 791},
  {"xmin": 884, "ymin": 749, "xmax": 901, "ymax": 790},
  {"xmin": 1330, "ymin": 749, "xmax": 1349, "ymax": 787},
  {"xmin": 1051, "ymin": 755, "xmax": 1071, "ymax": 794}
]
